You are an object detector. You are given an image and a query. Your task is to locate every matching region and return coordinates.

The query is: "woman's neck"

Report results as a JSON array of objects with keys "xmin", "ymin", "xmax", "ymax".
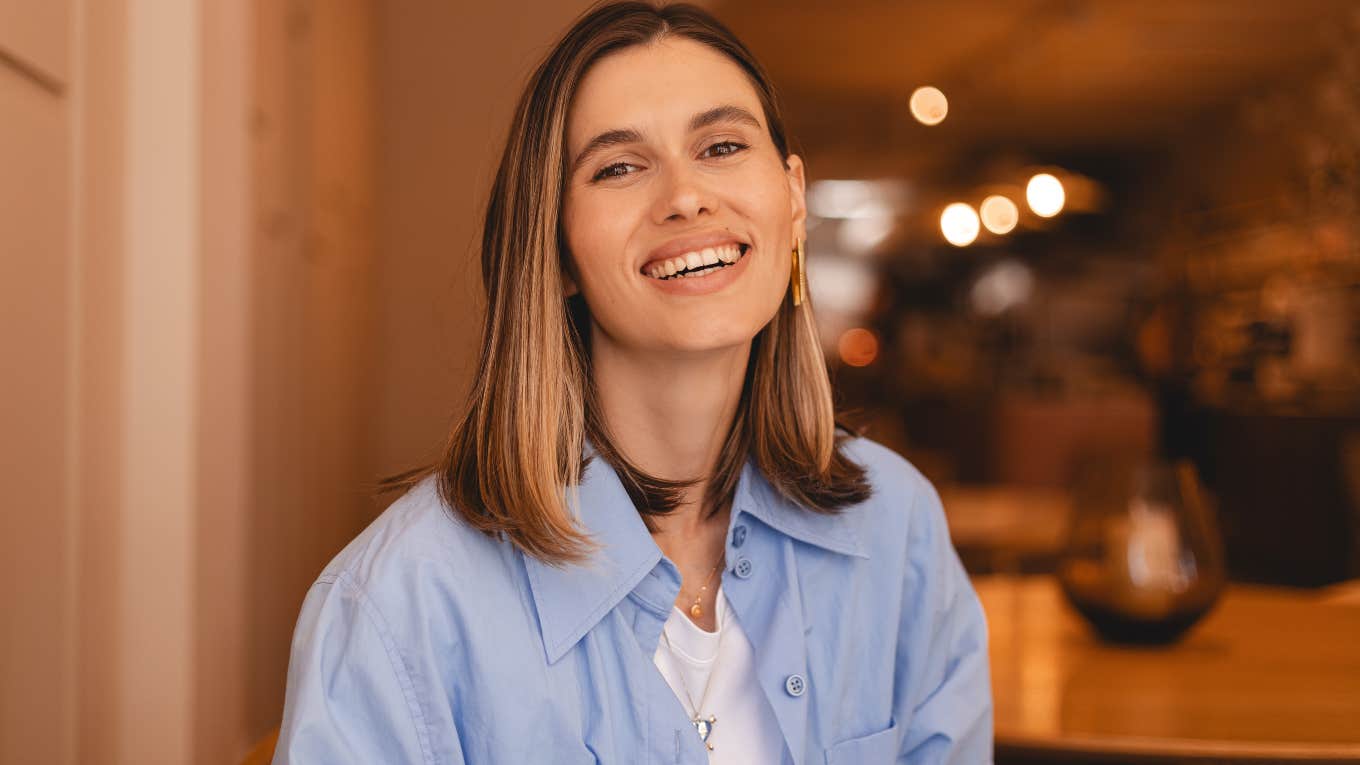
[
  {"xmin": 590, "ymin": 331, "xmax": 749, "ymax": 535},
  {"xmin": 590, "ymin": 330, "xmax": 749, "ymax": 628}
]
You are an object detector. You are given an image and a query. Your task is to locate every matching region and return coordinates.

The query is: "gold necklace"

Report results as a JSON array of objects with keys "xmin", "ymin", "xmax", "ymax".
[
  {"xmin": 683, "ymin": 551, "xmax": 724, "ymax": 619},
  {"xmin": 661, "ymin": 549, "xmax": 727, "ymax": 750},
  {"xmin": 661, "ymin": 625, "xmax": 721, "ymax": 750}
]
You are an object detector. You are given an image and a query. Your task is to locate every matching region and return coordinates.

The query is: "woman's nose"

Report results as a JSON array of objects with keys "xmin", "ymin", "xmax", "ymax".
[{"xmin": 652, "ymin": 161, "xmax": 719, "ymax": 223}]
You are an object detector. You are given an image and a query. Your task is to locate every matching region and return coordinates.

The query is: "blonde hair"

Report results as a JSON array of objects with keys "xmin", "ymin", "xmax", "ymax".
[{"xmin": 381, "ymin": 1, "xmax": 870, "ymax": 566}]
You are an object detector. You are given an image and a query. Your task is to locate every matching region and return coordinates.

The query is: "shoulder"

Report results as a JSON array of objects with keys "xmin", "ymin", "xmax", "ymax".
[
  {"xmin": 840, "ymin": 435, "xmax": 934, "ymax": 500},
  {"xmin": 320, "ymin": 474, "xmax": 506, "ymax": 581},
  {"xmin": 313, "ymin": 474, "xmax": 524, "ymax": 621},
  {"xmin": 836, "ymin": 435, "xmax": 950, "ymax": 558}
]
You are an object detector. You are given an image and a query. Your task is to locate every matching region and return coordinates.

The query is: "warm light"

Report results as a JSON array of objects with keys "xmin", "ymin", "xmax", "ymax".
[
  {"xmin": 980, "ymin": 195, "xmax": 1019, "ymax": 234},
  {"xmin": 838, "ymin": 328, "xmax": 879, "ymax": 367},
  {"xmin": 807, "ymin": 179, "xmax": 912, "ymax": 220},
  {"xmin": 805, "ymin": 256, "xmax": 877, "ymax": 315},
  {"xmin": 1026, "ymin": 173, "xmax": 1065, "ymax": 218},
  {"xmin": 837, "ymin": 214, "xmax": 895, "ymax": 253},
  {"xmin": 940, "ymin": 202, "xmax": 980, "ymax": 246},
  {"xmin": 970, "ymin": 259, "xmax": 1034, "ymax": 316},
  {"xmin": 909, "ymin": 86, "xmax": 948, "ymax": 126}
]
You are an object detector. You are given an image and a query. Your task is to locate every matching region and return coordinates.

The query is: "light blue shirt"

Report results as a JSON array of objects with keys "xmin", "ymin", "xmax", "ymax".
[{"xmin": 273, "ymin": 437, "xmax": 992, "ymax": 764}]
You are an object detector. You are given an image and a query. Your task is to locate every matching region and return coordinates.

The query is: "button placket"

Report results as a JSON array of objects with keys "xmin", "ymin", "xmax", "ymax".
[{"xmin": 719, "ymin": 520, "xmax": 811, "ymax": 763}]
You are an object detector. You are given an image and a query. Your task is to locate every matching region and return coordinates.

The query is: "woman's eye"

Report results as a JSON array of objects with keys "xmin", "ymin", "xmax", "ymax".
[
  {"xmin": 590, "ymin": 141, "xmax": 749, "ymax": 182},
  {"xmin": 593, "ymin": 161, "xmax": 638, "ymax": 181},
  {"xmin": 703, "ymin": 140, "xmax": 748, "ymax": 158}
]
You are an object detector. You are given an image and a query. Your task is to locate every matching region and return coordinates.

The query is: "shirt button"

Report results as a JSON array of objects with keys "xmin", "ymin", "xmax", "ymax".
[
  {"xmin": 784, "ymin": 674, "xmax": 806, "ymax": 697},
  {"xmin": 734, "ymin": 557, "xmax": 754, "ymax": 579},
  {"xmin": 731, "ymin": 524, "xmax": 747, "ymax": 548}
]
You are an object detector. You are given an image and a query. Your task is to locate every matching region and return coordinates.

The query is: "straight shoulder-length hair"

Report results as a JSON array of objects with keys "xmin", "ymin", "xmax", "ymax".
[{"xmin": 381, "ymin": 1, "xmax": 871, "ymax": 567}]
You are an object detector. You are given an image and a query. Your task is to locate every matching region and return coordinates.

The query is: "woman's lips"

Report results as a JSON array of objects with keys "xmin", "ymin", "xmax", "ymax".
[
  {"xmin": 640, "ymin": 231, "xmax": 751, "ymax": 272},
  {"xmin": 643, "ymin": 243, "xmax": 748, "ymax": 280},
  {"xmin": 641, "ymin": 242, "xmax": 754, "ymax": 296}
]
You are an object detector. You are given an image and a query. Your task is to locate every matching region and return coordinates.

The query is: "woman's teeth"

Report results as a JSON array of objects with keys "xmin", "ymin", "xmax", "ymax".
[{"xmin": 645, "ymin": 243, "xmax": 745, "ymax": 280}]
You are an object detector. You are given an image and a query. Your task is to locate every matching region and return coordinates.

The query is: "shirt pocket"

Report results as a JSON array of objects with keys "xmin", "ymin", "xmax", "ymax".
[{"xmin": 822, "ymin": 719, "xmax": 899, "ymax": 765}]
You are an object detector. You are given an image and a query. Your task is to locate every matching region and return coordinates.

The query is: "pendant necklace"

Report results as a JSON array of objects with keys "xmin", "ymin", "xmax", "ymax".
[
  {"xmin": 687, "ymin": 552, "xmax": 723, "ymax": 619},
  {"xmin": 663, "ymin": 550, "xmax": 726, "ymax": 750}
]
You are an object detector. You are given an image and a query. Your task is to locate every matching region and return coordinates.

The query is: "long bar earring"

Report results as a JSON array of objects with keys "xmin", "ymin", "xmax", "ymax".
[{"xmin": 791, "ymin": 237, "xmax": 806, "ymax": 306}]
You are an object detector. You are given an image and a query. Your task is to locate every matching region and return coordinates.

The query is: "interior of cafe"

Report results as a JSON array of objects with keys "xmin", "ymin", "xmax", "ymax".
[
  {"xmin": 724, "ymin": 1, "xmax": 1360, "ymax": 761},
  {"xmin": 4, "ymin": 1, "xmax": 1358, "ymax": 763}
]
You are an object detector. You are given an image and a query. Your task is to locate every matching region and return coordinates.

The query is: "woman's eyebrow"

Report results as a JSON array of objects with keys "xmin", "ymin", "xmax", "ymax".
[
  {"xmin": 688, "ymin": 104, "xmax": 762, "ymax": 134},
  {"xmin": 570, "ymin": 104, "xmax": 762, "ymax": 175}
]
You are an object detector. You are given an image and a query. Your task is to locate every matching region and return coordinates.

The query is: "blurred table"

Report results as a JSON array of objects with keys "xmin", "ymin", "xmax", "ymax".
[
  {"xmin": 940, "ymin": 484, "xmax": 1071, "ymax": 574},
  {"xmin": 975, "ymin": 575, "xmax": 1360, "ymax": 763}
]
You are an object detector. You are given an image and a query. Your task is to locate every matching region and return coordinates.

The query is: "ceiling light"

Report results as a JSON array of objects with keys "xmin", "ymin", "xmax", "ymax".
[
  {"xmin": 1026, "ymin": 173, "xmax": 1065, "ymax": 218},
  {"xmin": 909, "ymin": 86, "xmax": 948, "ymax": 126},
  {"xmin": 980, "ymin": 195, "xmax": 1019, "ymax": 235},
  {"xmin": 940, "ymin": 202, "xmax": 980, "ymax": 247}
]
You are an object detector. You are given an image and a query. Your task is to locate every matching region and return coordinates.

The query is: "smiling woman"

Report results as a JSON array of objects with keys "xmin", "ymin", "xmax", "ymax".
[
  {"xmin": 563, "ymin": 37, "xmax": 799, "ymax": 356},
  {"xmin": 270, "ymin": 3, "xmax": 992, "ymax": 764}
]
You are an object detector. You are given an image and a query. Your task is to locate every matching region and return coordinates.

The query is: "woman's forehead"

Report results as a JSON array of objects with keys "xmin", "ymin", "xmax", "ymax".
[{"xmin": 567, "ymin": 38, "xmax": 763, "ymax": 150}]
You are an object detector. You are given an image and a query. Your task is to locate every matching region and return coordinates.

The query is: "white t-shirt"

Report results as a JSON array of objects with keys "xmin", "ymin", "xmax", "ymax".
[{"xmin": 651, "ymin": 586, "xmax": 786, "ymax": 764}]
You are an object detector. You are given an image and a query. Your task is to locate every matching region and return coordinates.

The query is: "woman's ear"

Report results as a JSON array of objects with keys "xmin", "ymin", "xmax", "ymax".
[{"xmin": 785, "ymin": 153, "xmax": 808, "ymax": 242}]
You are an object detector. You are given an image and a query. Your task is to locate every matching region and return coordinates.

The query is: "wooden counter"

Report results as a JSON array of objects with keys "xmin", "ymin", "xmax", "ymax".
[{"xmin": 974, "ymin": 575, "xmax": 1360, "ymax": 763}]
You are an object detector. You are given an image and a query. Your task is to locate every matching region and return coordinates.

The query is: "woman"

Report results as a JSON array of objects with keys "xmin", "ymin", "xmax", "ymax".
[{"xmin": 272, "ymin": 2, "xmax": 991, "ymax": 763}]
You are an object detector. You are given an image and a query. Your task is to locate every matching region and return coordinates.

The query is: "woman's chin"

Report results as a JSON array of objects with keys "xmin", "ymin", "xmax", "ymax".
[
  {"xmin": 592, "ymin": 292, "xmax": 785, "ymax": 358},
  {"xmin": 642, "ymin": 298, "xmax": 784, "ymax": 355},
  {"xmin": 648, "ymin": 325, "xmax": 762, "ymax": 357}
]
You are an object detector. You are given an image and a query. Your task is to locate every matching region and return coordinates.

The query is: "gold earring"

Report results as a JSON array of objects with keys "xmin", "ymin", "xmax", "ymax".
[{"xmin": 790, "ymin": 237, "xmax": 806, "ymax": 306}]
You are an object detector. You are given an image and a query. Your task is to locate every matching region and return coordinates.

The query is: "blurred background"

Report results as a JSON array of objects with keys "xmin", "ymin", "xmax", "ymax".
[{"xmin": 3, "ymin": 1, "xmax": 1358, "ymax": 763}]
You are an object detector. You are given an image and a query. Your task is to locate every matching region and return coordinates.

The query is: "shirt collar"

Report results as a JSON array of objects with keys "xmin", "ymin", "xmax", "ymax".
[
  {"xmin": 522, "ymin": 440, "xmax": 869, "ymax": 664},
  {"xmin": 733, "ymin": 456, "xmax": 869, "ymax": 560}
]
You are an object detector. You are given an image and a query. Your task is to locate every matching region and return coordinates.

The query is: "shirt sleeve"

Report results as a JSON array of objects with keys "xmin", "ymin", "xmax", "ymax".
[
  {"xmin": 897, "ymin": 475, "xmax": 994, "ymax": 764},
  {"xmin": 272, "ymin": 571, "xmax": 459, "ymax": 765}
]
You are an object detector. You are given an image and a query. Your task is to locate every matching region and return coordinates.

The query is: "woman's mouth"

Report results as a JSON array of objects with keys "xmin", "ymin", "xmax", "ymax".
[{"xmin": 643, "ymin": 243, "xmax": 749, "ymax": 280}]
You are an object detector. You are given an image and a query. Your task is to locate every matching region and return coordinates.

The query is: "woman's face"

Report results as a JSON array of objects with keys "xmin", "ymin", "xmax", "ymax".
[{"xmin": 561, "ymin": 37, "xmax": 806, "ymax": 357}]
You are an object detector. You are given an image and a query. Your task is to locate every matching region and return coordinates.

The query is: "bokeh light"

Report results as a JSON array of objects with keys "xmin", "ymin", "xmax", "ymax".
[
  {"xmin": 838, "ymin": 328, "xmax": 880, "ymax": 367},
  {"xmin": 837, "ymin": 214, "xmax": 895, "ymax": 254},
  {"xmin": 940, "ymin": 202, "xmax": 980, "ymax": 246},
  {"xmin": 970, "ymin": 259, "xmax": 1035, "ymax": 316},
  {"xmin": 909, "ymin": 86, "xmax": 949, "ymax": 126},
  {"xmin": 1026, "ymin": 173, "xmax": 1066, "ymax": 218},
  {"xmin": 980, "ymin": 195, "xmax": 1020, "ymax": 234}
]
